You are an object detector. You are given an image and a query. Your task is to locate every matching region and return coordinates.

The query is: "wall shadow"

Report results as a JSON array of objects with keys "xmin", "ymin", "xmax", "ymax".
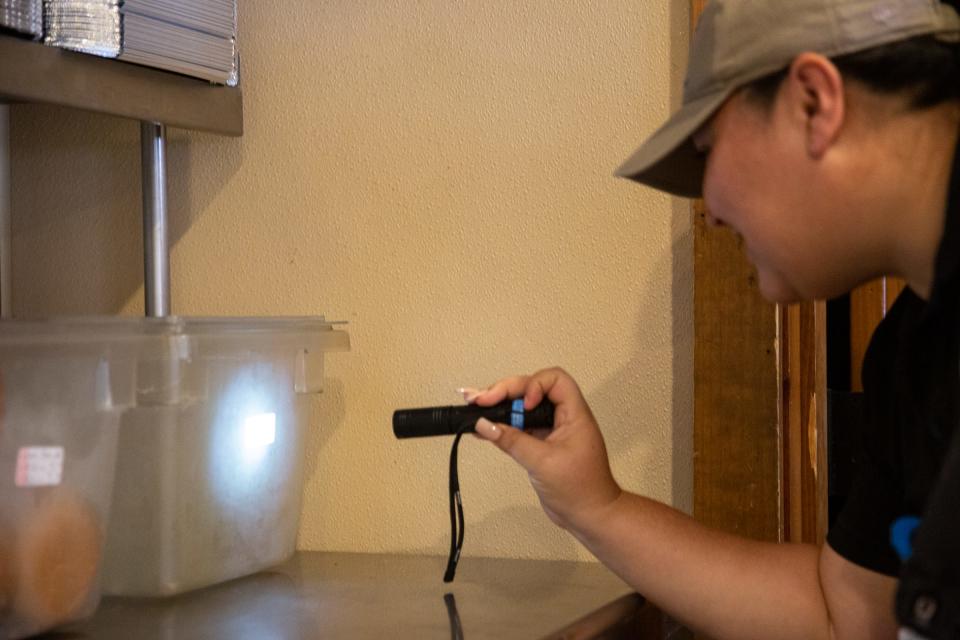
[{"xmin": 9, "ymin": 104, "xmax": 243, "ymax": 316}]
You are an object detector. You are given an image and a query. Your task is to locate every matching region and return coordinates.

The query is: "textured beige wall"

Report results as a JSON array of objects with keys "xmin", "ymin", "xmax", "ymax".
[{"xmin": 10, "ymin": 1, "xmax": 691, "ymax": 562}]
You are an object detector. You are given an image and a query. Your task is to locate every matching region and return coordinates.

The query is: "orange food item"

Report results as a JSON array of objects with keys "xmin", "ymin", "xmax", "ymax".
[{"xmin": 13, "ymin": 490, "xmax": 102, "ymax": 627}]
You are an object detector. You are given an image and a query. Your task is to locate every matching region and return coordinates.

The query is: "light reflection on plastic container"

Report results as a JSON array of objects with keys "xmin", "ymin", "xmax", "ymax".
[
  {"xmin": 242, "ymin": 412, "xmax": 276, "ymax": 464},
  {"xmin": 208, "ymin": 366, "xmax": 287, "ymax": 506}
]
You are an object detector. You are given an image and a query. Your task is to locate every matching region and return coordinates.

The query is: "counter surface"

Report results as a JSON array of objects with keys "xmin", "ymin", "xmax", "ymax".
[{"xmin": 49, "ymin": 551, "xmax": 677, "ymax": 639}]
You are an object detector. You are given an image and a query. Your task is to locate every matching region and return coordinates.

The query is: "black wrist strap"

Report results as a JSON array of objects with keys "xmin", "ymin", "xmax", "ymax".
[{"xmin": 443, "ymin": 423, "xmax": 471, "ymax": 583}]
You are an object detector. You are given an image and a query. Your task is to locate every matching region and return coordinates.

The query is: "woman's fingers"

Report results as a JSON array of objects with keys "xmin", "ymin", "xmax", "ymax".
[
  {"xmin": 461, "ymin": 375, "xmax": 531, "ymax": 407},
  {"xmin": 474, "ymin": 417, "xmax": 549, "ymax": 471},
  {"xmin": 523, "ymin": 368, "xmax": 591, "ymax": 420},
  {"xmin": 461, "ymin": 368, "xmax": 591, "ymax": 435}
]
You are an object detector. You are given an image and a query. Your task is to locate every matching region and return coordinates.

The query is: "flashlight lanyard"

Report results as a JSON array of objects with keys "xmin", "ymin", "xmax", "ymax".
[
  {"xmin": 443, "ymin": 423, "xmax": 471, "ymax": 583},
  {"xmin": 442, "ymin": 400, "xmax": 537, "ymax": 582}
]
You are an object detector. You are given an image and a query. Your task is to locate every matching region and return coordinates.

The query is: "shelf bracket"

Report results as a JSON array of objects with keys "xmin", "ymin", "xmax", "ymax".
[{"xmin": 141, "ymin": 121, "xmax": 170, "ymax": 317}]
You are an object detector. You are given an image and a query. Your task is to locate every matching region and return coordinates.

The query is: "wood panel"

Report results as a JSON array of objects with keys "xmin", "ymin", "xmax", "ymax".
[
  {"xmin": 693, "ymin": 199, "xmax": 783, "ymax": 542},
  {"xmin": 849, "ymin": 277, "xmax": 905, "ymax": 391},
  {"xmin": 780, "ymin": 301, "xmax": 828, "ymax": 545},
  {"xmin": 849, "ymin": 279, "xmax": 884, "ymax": 393},
  {"xmin": 886, "ymin": 278, "xmax": 907, "ymax": 307}
]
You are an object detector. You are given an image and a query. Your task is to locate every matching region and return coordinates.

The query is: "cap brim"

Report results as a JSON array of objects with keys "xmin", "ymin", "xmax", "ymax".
[{"xmin": 614, "ymin": 89, "xmax": 732, "ymax": 199}]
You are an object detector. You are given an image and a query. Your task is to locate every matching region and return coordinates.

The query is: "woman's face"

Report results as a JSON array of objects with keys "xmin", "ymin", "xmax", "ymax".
[{"xmin": 693, "ymin": 89, "xmax": 865, "ymax": 303}]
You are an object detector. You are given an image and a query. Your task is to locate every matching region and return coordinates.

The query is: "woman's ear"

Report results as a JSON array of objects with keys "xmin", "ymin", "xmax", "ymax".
[{"xmin": 784, "ymin": 52, "xmax": 845, "ymax": 158}]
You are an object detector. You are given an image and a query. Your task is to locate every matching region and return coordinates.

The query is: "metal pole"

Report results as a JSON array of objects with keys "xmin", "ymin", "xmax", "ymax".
[
  {"xmin": 0, "ymin": 105, "xmax": 11, "ymax": 319},
  {"xmin": 141, "ymin": 121, "xmax": 170, "ymax": 317}
]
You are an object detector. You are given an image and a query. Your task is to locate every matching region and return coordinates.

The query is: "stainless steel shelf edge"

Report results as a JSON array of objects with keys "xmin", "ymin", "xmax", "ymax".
[{"xmin": 0, "ymin": 36, "xmax": 243, "ymax": 136}]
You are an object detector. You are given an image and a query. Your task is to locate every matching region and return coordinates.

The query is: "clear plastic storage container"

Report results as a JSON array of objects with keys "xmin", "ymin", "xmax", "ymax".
[
  {"xmin": 100, "ymin": 316, "xmax": 349, "ymax": 597},
  {"xmin": 0, "ymin": 319, "xmax": 152, "ymax": 639}
]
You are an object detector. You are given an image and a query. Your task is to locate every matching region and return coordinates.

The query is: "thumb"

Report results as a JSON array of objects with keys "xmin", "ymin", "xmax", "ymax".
[{"xmin": 475, "ymin": 417, "xmax": 547, "ymax": 471}]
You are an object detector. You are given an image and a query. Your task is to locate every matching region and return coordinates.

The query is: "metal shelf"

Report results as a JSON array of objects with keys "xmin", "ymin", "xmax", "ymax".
[{"xmin": 0, "ymin": 34, "xmax": 242, "ymax": 136}]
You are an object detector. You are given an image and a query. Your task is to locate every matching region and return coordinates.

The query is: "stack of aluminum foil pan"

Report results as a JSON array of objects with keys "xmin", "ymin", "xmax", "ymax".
[
  {"xmin": 120, "ymin": 0, "xmax": 237, "ymax": 85},
  {"xmin": 1, "ymin": 0, "xmax": 42, "ymax": 39},
  {"xmin": 42, "ymin": 0, "xmax": 238, "ymax": 85},
  {"xmin": 43, "ymin": 0, "xmax": 121, "ymax": 57}
]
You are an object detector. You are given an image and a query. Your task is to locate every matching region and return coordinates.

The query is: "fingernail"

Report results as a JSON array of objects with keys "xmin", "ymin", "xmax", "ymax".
[
  {"xmin": 457, "ymin": 387, "xmax": 483, "ymax": 403},
  {"xmin": 474, "ymin": 417, "xmax": 501, "ymax": 441}
]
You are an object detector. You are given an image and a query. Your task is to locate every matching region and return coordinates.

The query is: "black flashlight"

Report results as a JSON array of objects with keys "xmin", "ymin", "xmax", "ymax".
[
  {"xmin": 393, "ymin": 397, "xmax": 555, "ymax": 583},
  {"xmin": 393, "ymin": 398, "xmax": 555, "ymax": 439}
]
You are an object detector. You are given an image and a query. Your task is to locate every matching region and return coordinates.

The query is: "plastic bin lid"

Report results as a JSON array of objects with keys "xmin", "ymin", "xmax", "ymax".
[{"xmin": 0, "ymin": 316, "xmax": 350, "ymax": 352}]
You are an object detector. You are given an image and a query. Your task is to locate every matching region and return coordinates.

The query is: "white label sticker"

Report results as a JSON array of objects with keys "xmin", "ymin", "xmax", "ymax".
[{"xmin": 15, "ymin": 447, "xmax": 64, "ymax": 487}]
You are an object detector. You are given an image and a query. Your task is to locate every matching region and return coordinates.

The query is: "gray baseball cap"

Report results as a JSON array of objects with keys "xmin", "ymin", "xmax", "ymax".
[{"xmin": 615, "ymin": 0, "xmax": 960, "ymax": 198}]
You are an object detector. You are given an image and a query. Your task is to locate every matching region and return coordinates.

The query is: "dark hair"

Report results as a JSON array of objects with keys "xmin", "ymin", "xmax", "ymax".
[{"xmin": 745, "ymin": 35, "xmax": 960, "ymax": 111}]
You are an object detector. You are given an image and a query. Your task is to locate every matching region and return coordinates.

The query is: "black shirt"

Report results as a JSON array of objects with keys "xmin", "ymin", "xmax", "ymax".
[{"xmin": 825, "ymin": 145, "xmax": 960, "ymax": 637}]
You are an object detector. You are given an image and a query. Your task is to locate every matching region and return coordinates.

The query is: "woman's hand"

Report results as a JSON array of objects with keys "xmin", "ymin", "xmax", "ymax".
[{"xmin": 467, "ymin": 367, "xmax": 622, "ymax": 531}]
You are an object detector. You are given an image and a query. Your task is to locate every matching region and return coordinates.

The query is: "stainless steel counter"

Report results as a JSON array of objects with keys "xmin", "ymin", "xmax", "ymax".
[{"xmin": 48, "ymin": 552, "xmax": 677, "ymax": 639}]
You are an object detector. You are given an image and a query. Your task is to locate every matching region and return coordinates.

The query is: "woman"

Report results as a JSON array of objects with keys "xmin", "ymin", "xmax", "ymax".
[{"xmin": 468, "ymin": 1, "xmax": 960, "ymax": 638}]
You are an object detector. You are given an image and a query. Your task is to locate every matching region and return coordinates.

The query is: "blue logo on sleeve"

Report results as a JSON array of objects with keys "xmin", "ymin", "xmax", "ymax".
[{"xmin": 891, "ymin": 515, "xmax": 922, "ymax": 562}]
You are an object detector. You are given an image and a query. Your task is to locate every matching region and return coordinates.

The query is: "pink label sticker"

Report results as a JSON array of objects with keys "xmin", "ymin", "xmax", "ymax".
[{"xmin": 15, "ymin": 447, "xmax": 64, "ymax": 487}]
